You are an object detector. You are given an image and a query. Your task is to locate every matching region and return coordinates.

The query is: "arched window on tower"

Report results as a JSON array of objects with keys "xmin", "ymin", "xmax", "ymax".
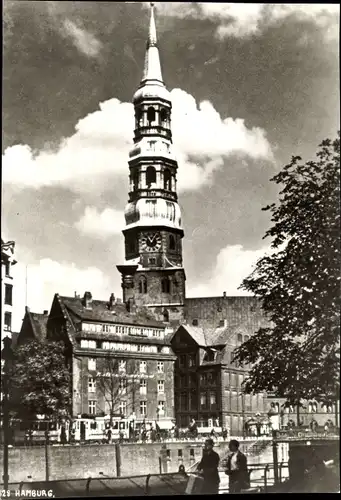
[
  {"xmin": 146, "ymin": 166, "xmax": 156, "ymax": 188},
  {"xmin": 147, "ymin": 106, "xmax": 156, "ymax": 125},
  {"xmin": 139, "ymin": 276, "xmax": 147, "ymax": 294},
  {"xmin": 164, "ymin": 169, "xmax": 172, "ymax": 190},
  {"xmin": 160, "ymin": 108, "xmax": 169, "ymax": 127},
  {"xmin": 136, "ymin": 108, "xmax": 143, "ymax": 128},
  {"xmin": 132, "ymin": 170, "xmax": 139, "ymax": 191},
  {"xmin": 163, "ymin": 309, "xmax": 169, "ymax": 322},
  {"xmin": 169, "ymin": 234, "xmax": 176, "ymax": 250},
  {"xmin": 161, "ymin": 277, "xmax": 171, "ymax": 294}
]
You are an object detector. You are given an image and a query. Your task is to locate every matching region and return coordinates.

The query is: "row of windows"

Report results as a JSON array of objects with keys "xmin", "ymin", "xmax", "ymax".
[
  {"xmin": 88, "ymin": 377, "xmax": 165, "ymax": 394},
  {"xmin": 132, "ymin": 167, "xmax": 173, "ymax": 191},
  {"xmin": 286, "ymin": 403, "xmax": 335, "ymax": 413},
  {"xmin": 102, "ymin": 342, "xmax": 158, "ymax": 354},
  {"xmin": 135, "ymin": 106, "xmax": 170, "ymax": 128},
  {"xmin": 178, "ymin": 354, "xmax": 196, "ymax": 368},
  {"xmin": 88, "ymin": 400, "xmax": 166, "ymax": 416},
  {"xmin": 82, "ymin": 322, "xmax": 164, "ymax": 339},
  {"xmin": 87, "ymin": 359, "xmax": 164, "ymax": 374},
  {"xmin": 79, "ymin": 339, "xmax": 170, "ymax": 354}
]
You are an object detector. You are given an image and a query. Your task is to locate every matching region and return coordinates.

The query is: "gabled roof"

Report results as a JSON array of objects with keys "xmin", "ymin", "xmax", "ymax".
[
  {"xmin": 58, "ymin": 295, "xmax": 164, "ymax": 328},
  {"xmin": 175, "ymin": 324, "xmax": 209, "ymax": 347},
  {"xmin": 29, "ymin": 312, "xmax": 48, "ymax": 342},
  {"xmin": 18, "ymin": 309, "xmax": 48, "ymax": 344}
]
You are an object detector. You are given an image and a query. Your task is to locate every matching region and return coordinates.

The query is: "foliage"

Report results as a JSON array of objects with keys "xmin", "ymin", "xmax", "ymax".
[
  {"xmin": 8, "ymin": 340, "xmax": 71, "ymax": 419},
  {"xmin": 94, "ymin": 355, "xmax": 139, "ymax": 423},
  {"xmin": 234, "ymin": 133, "xmax": 340, "ymax": 405}
]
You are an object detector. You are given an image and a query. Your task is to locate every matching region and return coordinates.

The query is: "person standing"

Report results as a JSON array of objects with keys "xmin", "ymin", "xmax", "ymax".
[
  {"xmin": 196, "ymin": 438, "xmax": 220, "ymax": 494},
  {"xmin": 225, "ymin": 439, "xmax": 249, "ymax": 493}
]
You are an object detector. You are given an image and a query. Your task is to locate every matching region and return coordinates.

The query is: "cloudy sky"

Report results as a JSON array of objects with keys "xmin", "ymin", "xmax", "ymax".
[{"xmin": 2, "ymin": 1, "xmax": 339, "ymax": 330}]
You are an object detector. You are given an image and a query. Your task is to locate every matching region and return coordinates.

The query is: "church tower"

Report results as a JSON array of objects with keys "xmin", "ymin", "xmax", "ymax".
[{"xmin": 117, "ymin": 4, "xmax": 186, "ymax": 324}]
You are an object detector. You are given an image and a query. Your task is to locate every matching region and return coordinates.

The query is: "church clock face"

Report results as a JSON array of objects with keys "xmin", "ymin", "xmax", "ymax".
[{"xmin": 141, "ymin": 232, "xmax": 162, "ymax": 252}]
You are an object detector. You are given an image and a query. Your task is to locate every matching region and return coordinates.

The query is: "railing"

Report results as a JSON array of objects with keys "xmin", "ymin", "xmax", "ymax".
[
  {"xmin": 0, "ymin": 462, "xmax": 290, "ymax": 497},
  {"xmin": 1, "ymin": 472, "xmax": 188, "ymax": 498},
  {"xmin": 186, "ymin": 461, "xmax": 289, "ymax": 494}
]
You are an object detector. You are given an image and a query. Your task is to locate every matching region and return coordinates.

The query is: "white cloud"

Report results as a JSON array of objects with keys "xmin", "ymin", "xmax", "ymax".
[
  {"xmin": 187, "ymin": 244, "xmax": 270, "ymax": 297},
  {"xmin": 150, "ymin": 3, "xmax": 339, "ymax": 40},
  {"xmin": 60, "ymin": 19, "xmax": 102, "ymax": 57},
  {"xmin": 11, "ymin": 258, "xmax": 117, "ymax": 332},
  {"xmin": 2, "ymin": 89, "xmax": 273, "ymax": 194},
  {"xmin": 75, "ymin": 207, "xmax": 125, "ymax": 238}
]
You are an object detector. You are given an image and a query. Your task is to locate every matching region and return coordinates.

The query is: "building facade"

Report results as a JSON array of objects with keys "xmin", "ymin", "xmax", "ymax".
[
  {"xmin": 117, "ymin": 4, "xmax": 186, "ymax": 325},
  {"xmin": 1, "ymin": 239, "xmax": 17, "ymax": 345},
  {"xmin": 172, "ymin": 296, "xmax": 270, "ymax": 434},
  {"xmin": 172, "ymin": 294, "xmax": 338, "ymax": 434},
  {"xmin": 46, "ymin": 291, "xmax": 175, "ymax": 427}
]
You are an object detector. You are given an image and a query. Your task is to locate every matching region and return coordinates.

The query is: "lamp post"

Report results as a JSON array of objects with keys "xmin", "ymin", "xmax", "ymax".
[{"xmin": 2, "ymin": 336, "xmax": 13, "ymax": 491}]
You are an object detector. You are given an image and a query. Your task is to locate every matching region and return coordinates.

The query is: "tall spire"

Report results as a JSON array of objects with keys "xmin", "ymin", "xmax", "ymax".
[{"xmin": 141, "ymin": 3, "xmax": 163, "ymax": 84}]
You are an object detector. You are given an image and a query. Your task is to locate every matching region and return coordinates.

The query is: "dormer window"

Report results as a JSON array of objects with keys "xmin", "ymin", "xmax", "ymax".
[
  {"xmin": 203, "ymin": 349, "xmax": 216, "ymax": 362},
  {"xmin": 82, "ymin": 291, "xmax": 92, "ymax": 309}
]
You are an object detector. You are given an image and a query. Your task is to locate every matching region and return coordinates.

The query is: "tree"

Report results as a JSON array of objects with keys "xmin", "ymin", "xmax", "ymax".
[
  {"xmin": 94, "ymin": 355, "xmax": 140, "ymax": 425},
  {"xmin": 234, "ymin": 133, "xmax": 340, "ymax": 408},
  {"xmin": 9, "ymin": 340, "xmax": 71, "ymax": 420}
]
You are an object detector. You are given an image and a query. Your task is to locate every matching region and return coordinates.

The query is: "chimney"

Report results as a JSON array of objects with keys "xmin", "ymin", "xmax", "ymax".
[
  {"xmin": 223, "ymin": 291, "xmax": 227, "ymax": 298},
  {"xmin": 126, "ymin": 297, "xmax": 137, "ymax": 314},
  {"xmin": 25, "ymin": 306, "xmax": 30, "ymax": 313},
  {"xmin": 43, "ymin": 310, "xmax": 48, "ymax": 316},
  {"xmin": 74, "ymin": 291, "xmax": 77, "ymax": 298},
  {"xmin": 82, "ymin": 291, "xmax": 93, "ymax": 309},
  {"xmin": 108, "ymin": 293, "xmax": 115, "ymax": 310}
]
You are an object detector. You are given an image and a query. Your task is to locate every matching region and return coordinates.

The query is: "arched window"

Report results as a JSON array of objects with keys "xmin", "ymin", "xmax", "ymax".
[
  {"xmin": 146, "ymin": 166, "xmax": 156, "ymax": 187},
  {"xmin": 136, "ymin": 108, "xmax": 143, "ymax": 127},
  {"xmin": 139, "ymin": 276, "xmax": 147, "ymax": 294},
  {"xmin": 147, "ymin": 106, "xmax": 156, "ymax": 125},
  {"xmin": 237, "ymin": 333, "xmax": 243, "ymax": 343},
  {"xmin": 164, "ymin": 169, "xmax": 171, "ymax": 190},
  {"xmin": 169, "ymin": 235, "xmax": 176, "ymax": 250},
  {"xmin": 132, "ymin": 170, "xmax": 139, "ymax": 190},
  {"xmin": 163, "ymin": 309, "xmax": 169, "ymax": 322},
  {"xmin": 160, "ymin": 108, "xmax": 169, "ymax": 126},
  {"xmin": 161, "ymin": 277, "xmax": 171, "ymax": 294}
]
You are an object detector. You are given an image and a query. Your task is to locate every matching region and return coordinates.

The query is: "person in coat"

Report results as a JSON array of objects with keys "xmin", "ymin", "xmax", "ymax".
[
  {"xmin": 225, "ymin": 439, "xmax": 249, "ymax": 493},
  {"xmin": 197, "ymin": 438, "xmax": 220, "ymax": 494}
]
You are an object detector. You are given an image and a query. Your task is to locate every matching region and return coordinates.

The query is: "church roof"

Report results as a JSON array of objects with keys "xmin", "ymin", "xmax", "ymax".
[{"xmin": 58, "ymin": 294, "xmax": 164, "ymax": 328}]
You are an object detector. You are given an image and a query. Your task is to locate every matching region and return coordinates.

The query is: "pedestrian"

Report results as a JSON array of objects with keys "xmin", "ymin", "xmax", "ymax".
[
  {"xmin": 60, "ymin": 424, "xmax": 67, "ymax": 445},
  {"xmin": 225, "ymin": 439, "xmax": 249, "ymax": 493},
  {"xmin": 196, "ymin": 438, "xmax": 220, "ymax": 494},
  {"xmin": 107, "ymin": 427, "xmax": 112, "ymax": 444}
]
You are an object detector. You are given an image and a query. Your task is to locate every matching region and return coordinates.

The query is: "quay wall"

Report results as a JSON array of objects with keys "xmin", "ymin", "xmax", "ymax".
[{"xmin": 1, "ymin": 439, "xmax": 288, "ymax": 483}]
